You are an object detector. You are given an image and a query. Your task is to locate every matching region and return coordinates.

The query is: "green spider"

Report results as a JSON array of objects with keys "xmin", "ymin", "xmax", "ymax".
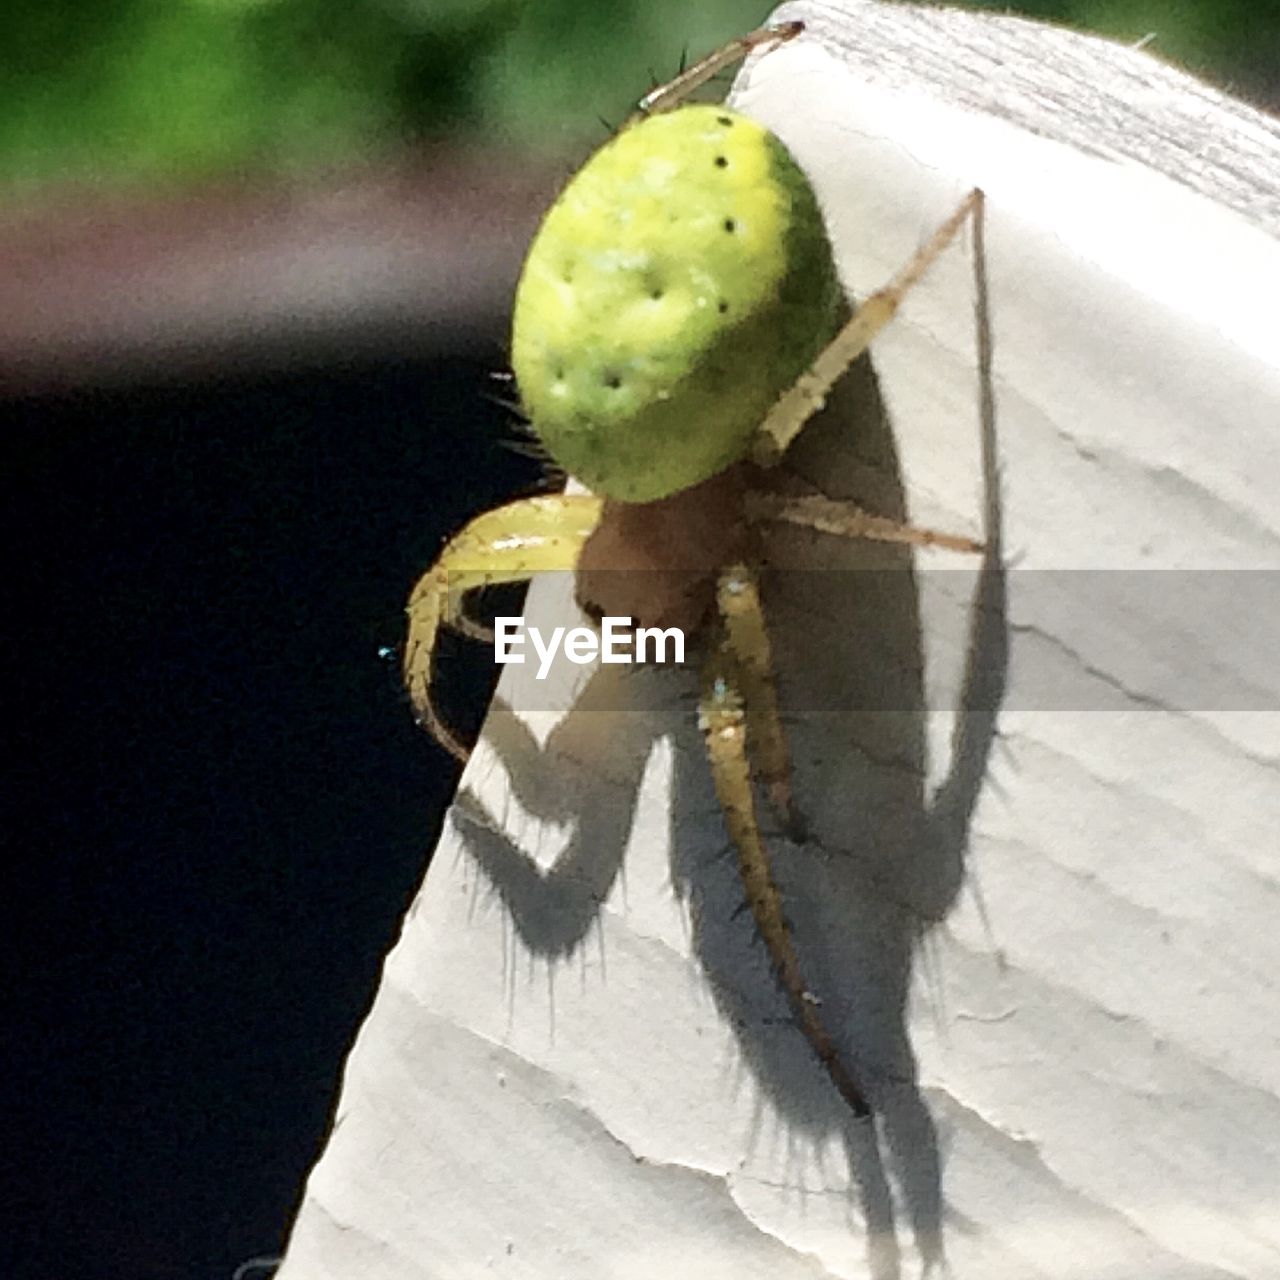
[{"xmin": 405, "ymin": 20, "xmax": 984, "ymax": 1120}]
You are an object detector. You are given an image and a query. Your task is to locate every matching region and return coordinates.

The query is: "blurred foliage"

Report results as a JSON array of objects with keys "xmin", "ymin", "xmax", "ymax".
[{"xmin": 1, "ymin": 0, "xmax": 1277, "ymax": 190}]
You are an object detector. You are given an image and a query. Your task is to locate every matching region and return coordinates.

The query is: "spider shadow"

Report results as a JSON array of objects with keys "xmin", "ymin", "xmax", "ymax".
[{"xmin": 451, "ymin": 332, "xmax": 1006, "ymax": 1276}]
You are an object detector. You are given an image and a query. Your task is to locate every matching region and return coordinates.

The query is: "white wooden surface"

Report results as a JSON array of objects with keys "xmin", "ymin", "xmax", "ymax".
[{"xmin": 279, "ymin": 3, "xmax": 1280, "ymax": 1277}]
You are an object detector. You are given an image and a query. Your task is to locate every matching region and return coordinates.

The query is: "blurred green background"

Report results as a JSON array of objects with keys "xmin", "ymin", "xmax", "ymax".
[{"xmin": 3, "ymin": 0, "xmax": 1277, "ymax": 193}]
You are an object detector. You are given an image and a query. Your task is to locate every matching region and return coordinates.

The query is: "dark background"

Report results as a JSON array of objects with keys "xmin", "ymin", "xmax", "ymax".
[
  {"xmin": 4, "ymin": 353, "xmax": 541, "ymax": 1278},
  {"xmin": 3, "ymin": 2, "xmax": 1277, "ymax": 1277}
]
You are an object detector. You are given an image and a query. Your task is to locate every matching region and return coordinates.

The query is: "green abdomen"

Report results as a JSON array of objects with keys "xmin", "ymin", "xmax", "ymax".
[{"xmin": 511, "ymin": 105, "xmax": 842, "ymax": 503}]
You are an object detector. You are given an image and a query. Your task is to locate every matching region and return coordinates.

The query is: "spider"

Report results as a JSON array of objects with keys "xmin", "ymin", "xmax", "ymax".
[{"xmin": 404, "ymin": 20, "xmax": 985, "ymax": 1120}]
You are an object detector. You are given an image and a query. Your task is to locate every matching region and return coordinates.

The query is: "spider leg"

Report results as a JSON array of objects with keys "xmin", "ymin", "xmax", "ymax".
[
  {"xmin": 699, "ymin": 573, "xmax": 870, "ymax": 1119},
  {"xmin": 714, "ymin": 562, "xmax": 798, "ymax": 832},
  {"xmin": 447, "ymin": 602, "xmax": 497, "ymax": 645},
  {"xmin": 752, "ymin": 189, "xmax": 986, "ymax": 468},
  {"xmin": 405, "ymin": 494, "xmax": 603, "ymax": 761},
  {"xmin": 630, "ymin": 19, "xmax": 803, "ymax": 120},
  {"xmin": 746, "ymin": 490, "xmax": 983, "ymax": 555}
]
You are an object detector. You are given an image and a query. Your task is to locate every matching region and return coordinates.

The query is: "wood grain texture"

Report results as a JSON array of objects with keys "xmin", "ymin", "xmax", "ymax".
[{"xmin": 279, "ymin": 3, "xmax": 1280, "ymax": 1277}]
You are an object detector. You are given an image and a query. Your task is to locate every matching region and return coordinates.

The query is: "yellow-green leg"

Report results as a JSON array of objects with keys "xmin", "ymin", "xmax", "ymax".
[
  {"xmin": 404, "ymin": 494, "xmax": 602, "ymax": 761},
  {"xmin": 700, "ymin": 566, "xmax": 871, "ymax": 1119},
  {"xmin": 746, "ymin": 490, "xmax": 983, "ymax": 554},
  {"xmin": 715, "ymin": 562, "xmax": 797, "ymax": 830},
  {"xmin": 631, "ymin": 20, "xmax": 803, "ymax": 121},
  {"xmin": 752, "ymin": 189, "xmax": 986, "ymax": 467}
]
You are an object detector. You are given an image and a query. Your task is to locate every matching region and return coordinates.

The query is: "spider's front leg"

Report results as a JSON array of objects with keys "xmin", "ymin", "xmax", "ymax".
[
  {"xmin": 753, "ymin": 188, "xmax": 986, "ymax": 469},
  {"xmin": 745, "ymin": 187, "xmax": 989, "ymax": 555},
  {"xmin": 631, "ymin": 18, "xmax": 803, "ymax": 120},
  {"xmin": 713, "ymin": 559, "xmax": 798, "ymax": 832},
  {"xmin": 404, "ymin": 494, "xmax": 602, "ymax": 760},
  {"xmin": 699, "ymin": 561, "xmax": 870, "ymax": 1119}
]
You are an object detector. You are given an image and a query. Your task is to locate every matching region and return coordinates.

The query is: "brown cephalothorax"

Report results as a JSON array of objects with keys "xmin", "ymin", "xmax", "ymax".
[{"xmin": 575, "ymin": 464, "xmax": 753, "ymax": 634}]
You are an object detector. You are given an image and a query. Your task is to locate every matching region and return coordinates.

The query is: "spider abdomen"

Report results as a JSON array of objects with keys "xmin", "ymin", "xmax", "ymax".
[{"xmin": 511, "ymin": 105, "xmax": 842, "ymax": 503}]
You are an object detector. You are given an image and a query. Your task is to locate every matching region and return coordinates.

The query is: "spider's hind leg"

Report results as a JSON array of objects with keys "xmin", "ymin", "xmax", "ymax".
[
  {"xmin": 699, "ymin": 562, "xmax": 870, "ymax": 1119},
  {"xmin": 404, "ymin": 494, "xmax": 602, "ymax": 761}
]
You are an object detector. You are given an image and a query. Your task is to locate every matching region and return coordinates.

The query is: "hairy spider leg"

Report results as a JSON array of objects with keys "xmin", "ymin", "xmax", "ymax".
[
  {"xmin": 700, "ymin": 564, "xmax": 870, "ymax": 1118},
  {"xmin": 715, "ymin": 562, "xmax": 797, "ymax": 831},
  {"xmin": 632, "ymin": 19, "xmax": 804, "ymax": 120},
  {"xmin": 753, "ymin": 189, "xmax": 986, "ymax": 468},
  {"xmin": 404, "ymin": 495, "xmax": 603, "ymax": 761},
  {"xmin": 747, "ymin": 490, "xmax": 983, "ymax": 554},
  {"xmin": 449, "ymin": 609, "xmax": 499, "ymax": 645},
  {"xmin": 697, "ymin": 194, "xmax": 989, "ymax": 1120}
]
